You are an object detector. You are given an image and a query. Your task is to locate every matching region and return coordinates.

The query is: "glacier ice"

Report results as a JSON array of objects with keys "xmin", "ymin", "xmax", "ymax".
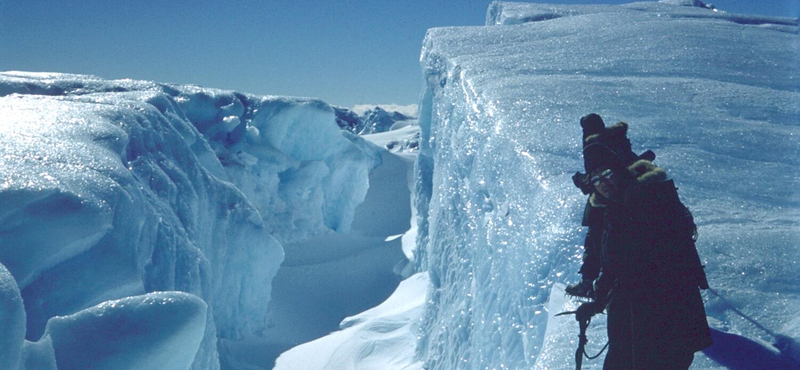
[
  {"xmin": 1, "ymin": 263, "xmax": 25, "ymax": 370},
  {"xmin": 42, "ymin": 292, "xmax": 207, "ymax": 370},
  {"xmin": 21, "ymin": 336, "xmax": 57, "ymax": 370},
  {"xmin": 0, "ymin": 71, "xmax": 383, "ymax": 369},
  {"xmin": 415, "ymin": 2, "xmax": 798, "ymax": 370},
  {"xmin": 217, "ymin": 136, "xmax": 416, "ymax": 369},
  {"xmin": 1, "ymin": 266, "xmax": 209, "ymax": 370},
  {"xmin": 1, "ymin": 1, "xmax": 799, "ymax": 369}
]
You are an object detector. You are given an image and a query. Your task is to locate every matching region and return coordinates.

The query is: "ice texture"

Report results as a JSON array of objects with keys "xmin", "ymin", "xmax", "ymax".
[
  {"xmin": 416, "ymin": 2, "xmax": 798, "ymax": 370},
  {"xmin": 42, "ymin": 292, "xmax": 207, "ymax": 370},
  {"xmin": 486, "ymin": 0, "xmax": 798, "ymax": 30},
  {"xmin": 0, "ymin": 263, "xmax": 25, "ymax": 370},
  {"xmin": 217, "ymin": 141, "xmax": 414, "ymax": 369},
  {"xmin": 0, "ymin": 71, "xmax": 380, "ymax": 369},
  {"xmin": 20, "ymin": 337, "xmax": 57, "ymax": 370}
]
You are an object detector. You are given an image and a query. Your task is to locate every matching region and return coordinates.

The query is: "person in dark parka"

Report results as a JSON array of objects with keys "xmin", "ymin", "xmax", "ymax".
[
  {"xmin": 567, "ymin": 114, "xmax": 651, "ymax": 298},
  {"xmin": 578, "ymin": 127, "xmax": 714, "ymax": 370}
]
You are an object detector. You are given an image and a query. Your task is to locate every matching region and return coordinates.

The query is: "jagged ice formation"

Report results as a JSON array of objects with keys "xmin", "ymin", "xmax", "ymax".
[{"xmin": 0, "ymin": 71, "xmax": 382, "ymax": 369}]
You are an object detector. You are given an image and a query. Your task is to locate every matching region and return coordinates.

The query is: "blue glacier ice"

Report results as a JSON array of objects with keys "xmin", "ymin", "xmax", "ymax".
[
  {"xmin": 0, "ymin": 263, "xmax": 25, "ymax": 370},
  {"xmin": 0, "ymin": 71, "xmax": 385, "ymax": 369},
  {"xmin": 1, "ymin": 1, "xmax": 799, "ymax": 370},
  {"xmin": 414, "ymin": 1, "xmax": 798, "ymax": 370},
  {"xmin": 42, "ymin": 291, "xmax": 207, "ymax": 370}
]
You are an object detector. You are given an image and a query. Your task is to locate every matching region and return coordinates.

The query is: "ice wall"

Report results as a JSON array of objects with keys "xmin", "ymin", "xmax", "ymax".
[
  {"xmin": 415, "ymin": 2, "xmax": 799, "ymax": 369},
  {"xmin": 0, "ymin": 72, "xmax": 380, "ymax": 369}
]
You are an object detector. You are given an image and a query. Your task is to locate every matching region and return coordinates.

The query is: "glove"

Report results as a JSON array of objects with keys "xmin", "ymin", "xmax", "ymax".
[
  {"xmin": 565, "ymin": 279, "xmax": 595, "ymax": 299},
  {"xmin": 575, "ymin": 302, "xmax": 599, "ymax": 322}
]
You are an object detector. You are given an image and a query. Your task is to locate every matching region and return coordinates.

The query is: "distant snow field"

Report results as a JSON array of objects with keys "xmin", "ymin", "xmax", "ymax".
[
  {"xmin": 0, "ymin": 1, "xmax": 798, "ymax": 370},
  {"xmin": 350, "ymin": 104, "xmax": 418, "ymax": 118}
]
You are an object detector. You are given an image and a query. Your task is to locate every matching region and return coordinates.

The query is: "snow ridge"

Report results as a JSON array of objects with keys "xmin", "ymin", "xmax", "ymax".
[{"xmin": 487, "ymin": 0, "xmax": 798, "ymax": 30}]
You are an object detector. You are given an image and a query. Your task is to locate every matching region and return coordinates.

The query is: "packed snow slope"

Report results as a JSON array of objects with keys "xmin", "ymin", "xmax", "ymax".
[
  {"xmin": 0, "ymin": 71, "xmax": 386, "ymax": 370},
  {"xmin": 414, "ymin": 1, "xmax": 798, "ymax": 370}
]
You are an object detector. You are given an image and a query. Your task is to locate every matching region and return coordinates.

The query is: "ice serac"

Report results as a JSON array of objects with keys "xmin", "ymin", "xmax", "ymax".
[
  {"xmin": 416, "ymin": 2, "xmax": 798, "ymax": 370},
  {"xmin": 43, "ymin": 292, "xmax": 207, "ymax": 370},
  {"xmin": 0, "ymin": 72, "xmax": 380, "ymax": 369}
]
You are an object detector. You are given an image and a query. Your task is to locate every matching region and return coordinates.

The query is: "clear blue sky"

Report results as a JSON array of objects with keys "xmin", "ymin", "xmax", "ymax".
[{"xmin": 1, "ymin": 0, "xmax": 797, "ymax": 107}]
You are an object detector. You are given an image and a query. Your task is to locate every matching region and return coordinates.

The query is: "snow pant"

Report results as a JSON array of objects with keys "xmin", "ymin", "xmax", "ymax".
[{"xmin": 603, "ymin": 287, "xmax": 698, "ymax": 370}]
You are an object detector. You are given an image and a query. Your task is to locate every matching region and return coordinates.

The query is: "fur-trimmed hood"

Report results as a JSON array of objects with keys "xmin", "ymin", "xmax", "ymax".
[
  {"xmin": 584, "ymin": 121, "xmax": 629, "ymax": 146},
  {"xmin": 589, "ymin": 160, "xmax": 667, "ymax": 207},
  {"xmin": 627, "ymin": 160, "xmax": 667, "ymax": 184}
]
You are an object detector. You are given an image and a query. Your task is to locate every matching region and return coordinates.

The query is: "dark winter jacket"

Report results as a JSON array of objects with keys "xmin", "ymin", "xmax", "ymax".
[
  {"xmin": 592, "ymin": 160, "xmax": 713, "ymax": 368},
  {"xmin": 578, "ymin": 201, "xmax": 604, "ymax": 282},
  {"xmin": 578, "ymin": 121, "xmax": 650, "ymax": 284}
]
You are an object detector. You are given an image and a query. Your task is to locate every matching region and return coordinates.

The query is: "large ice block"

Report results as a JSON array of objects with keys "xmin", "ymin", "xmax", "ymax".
[{"xmin": 415, "ymin": 2, "xmax": 798, "ymax": 369}]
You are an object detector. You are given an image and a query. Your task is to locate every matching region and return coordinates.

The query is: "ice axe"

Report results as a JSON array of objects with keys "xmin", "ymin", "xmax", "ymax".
[{"xmin": 557, "ymin": 305, "xmax": 608, "ymax": 370}]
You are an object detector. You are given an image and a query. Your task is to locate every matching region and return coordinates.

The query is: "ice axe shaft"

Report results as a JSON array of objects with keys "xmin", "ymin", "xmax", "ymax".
[
  {"xmin": 557, "ymin": 310, "xmax": 590, "ymax": 370},
  {"xmin": 575, "ymin": 319, "xmax": 589, "ymax": 370}
]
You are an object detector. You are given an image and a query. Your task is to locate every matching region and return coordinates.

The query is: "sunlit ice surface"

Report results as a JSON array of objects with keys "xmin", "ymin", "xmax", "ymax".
[
  {"xmin": 0, "ymin": 71, "xmax": 382, "ymax": 369},
  {"xmin": 414, "ymin": 2, "xmax": 798, "ymax": 369}
]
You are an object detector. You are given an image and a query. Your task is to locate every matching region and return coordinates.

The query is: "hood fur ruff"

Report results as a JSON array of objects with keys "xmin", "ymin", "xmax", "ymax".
[
  {"xmin": 627, "ymin": 160, "xmax": 667, "ymax": 184},
  {"xmin": 584, "ymin": 121, "xmax": 629, "ymax": 145},
  {"xmin": 589, "ymin": 192, "xmax": 608, "ymax": 208},
  {"xmin": 589, "ymin": 160, "xmax": 667, "ymax": 207}
]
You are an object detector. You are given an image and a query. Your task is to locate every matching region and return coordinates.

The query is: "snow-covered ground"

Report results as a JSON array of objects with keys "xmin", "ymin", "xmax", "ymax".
[
  {"xmin": 1, "ymin": 1, "xmax": 799, "ymax": 370},
  {"xmin": 273, "ymin": 272, "xmax": 427, "ymax": 370}
]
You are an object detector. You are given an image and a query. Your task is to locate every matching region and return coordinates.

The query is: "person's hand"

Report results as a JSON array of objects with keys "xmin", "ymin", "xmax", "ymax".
[
  {"xmin": 575, "ymin": 302, "xmax": 597, "ymax": 322},
  {"xmin": 565, "ymin": 279, "xmax": 595, "ymax": 299}
]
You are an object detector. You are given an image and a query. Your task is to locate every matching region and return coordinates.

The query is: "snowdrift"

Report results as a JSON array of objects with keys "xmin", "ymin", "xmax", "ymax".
[
  {"xmin": 0, "ymin": 71, "xmax": 383, "ymax": 369},
  {"xmin": 414, "ymin": 1, "xmax": 798, "ymax": 369},
  {"xmin": 273, "ymin": 272, "xmax": 428, "ymax": 370}
]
